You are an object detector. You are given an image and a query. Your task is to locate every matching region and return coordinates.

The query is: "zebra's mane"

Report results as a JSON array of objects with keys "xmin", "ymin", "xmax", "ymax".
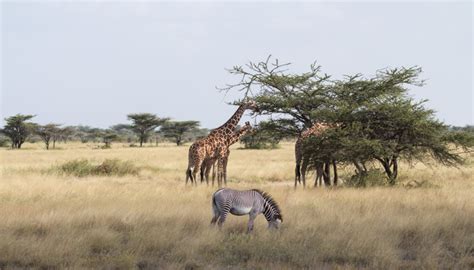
[{"xmin": 252, "ymin": 189, "xmax": 283, "ymax": 222}]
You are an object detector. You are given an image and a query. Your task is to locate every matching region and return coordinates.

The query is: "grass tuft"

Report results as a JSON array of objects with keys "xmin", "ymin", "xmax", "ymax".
[{"xmin": 54, "ymin": 159, "xmax": 139, "ymax": 177}]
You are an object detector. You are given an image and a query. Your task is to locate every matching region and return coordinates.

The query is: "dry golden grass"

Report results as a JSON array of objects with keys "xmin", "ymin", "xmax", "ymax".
[{"xmin": 1, "ymin": 142, "xmax": 473, "ymax": 269}]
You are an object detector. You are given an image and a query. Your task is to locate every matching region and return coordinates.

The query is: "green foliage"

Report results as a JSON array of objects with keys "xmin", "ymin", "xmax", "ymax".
[
  {"xmin": 55, "ymin": 159, "xmax": 139, "ymax": 177},
  {"xmin": 126, "ymin": 113, "xmax": 168, "ymax": 147},
  {"xmin": 224, "ymin": 57, "xmax": 472, "ymax": 184},
  {"xmin": 160, "ymin": 120, "xmax": 200, "ymax": 146},
  {"xmin": 1, "ymin": 114, "xmax": 36, "ymax": 149},
  {"xmin": 241, "ymin": 121, "xmax": 282, "ymax": 149},
  {"xmin": 0, "ymin": 135, "xmax": 11, "ymax": 147}
]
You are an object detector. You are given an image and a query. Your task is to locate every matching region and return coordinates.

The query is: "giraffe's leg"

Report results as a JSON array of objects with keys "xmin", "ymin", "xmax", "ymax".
[
  {"xmin": 205, "ymin": 158, "xmax": 214, "ymax": 186},
  {"xmin": 192, "ymin": 158, "xmax": 203, "ymax": 187},
  {"xmin": 217, "ymin": 155, "xmax": 225, "ymax": 188},
  {"xmin": 223, "ymin": 152, "xmax": 229, "ymax": 186},
  {"xmin": 315, "ymin": 162, "xmax": 323, "ymax": 187},
  {"xmin": 211, "ymin": 161, "xmax": 216, "ymax": 186},
  {"xmin": 186, "ymin": 168, "xmax": 190, "ymax": 185},
  {"xmin": 295, "ymin": 162, "xmax": 301, "ymax": 188},
  {"xmin": 301, "ymin": 157, "xmax": 308, "ymax": 188},
  {"xmin": 200, "ymin": 160, "xmax": 205, "ymax": 183}
]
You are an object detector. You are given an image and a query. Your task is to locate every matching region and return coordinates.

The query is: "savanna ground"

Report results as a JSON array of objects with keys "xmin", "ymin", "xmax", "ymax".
[{"xmin": 1, "ymin": 142, "xmax": 473, "ymax": 269}]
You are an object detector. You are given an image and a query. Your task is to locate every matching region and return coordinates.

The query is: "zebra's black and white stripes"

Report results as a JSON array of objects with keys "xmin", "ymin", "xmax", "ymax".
[{"xmin": 211, "ymin": 188, "xmax": 282, "ymax": 232}]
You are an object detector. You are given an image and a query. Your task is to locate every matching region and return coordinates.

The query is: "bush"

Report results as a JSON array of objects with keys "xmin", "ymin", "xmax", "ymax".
[
  {"xmin": 0, "ymin": 135, "xmax": 11, "ymax": 147},
  {"xmin": 55, "ymin": 159, "xmax": 139, "ymax": 177},
  {"xmin": 345, "ymin": 169, "xmax": 388, "ymax": 187},
  {"xmin": 241, "ymin": 133, "xmax": 280, "ymax": 149}
]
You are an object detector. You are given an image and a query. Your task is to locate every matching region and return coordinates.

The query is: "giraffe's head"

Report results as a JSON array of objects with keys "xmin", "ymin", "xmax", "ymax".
[
  {"xmin": 241, "ymin": 99, "xmax": 259, "ymax": 113},
  {"xmin": 243, "ymin": 121, "xmax": 252, "ymax": 130}
]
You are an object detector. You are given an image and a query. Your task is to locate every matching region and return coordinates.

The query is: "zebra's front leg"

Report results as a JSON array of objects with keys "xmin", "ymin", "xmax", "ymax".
[{"xmin": 247, "ymin": 211, "xmax": 258, "ymax": 233}]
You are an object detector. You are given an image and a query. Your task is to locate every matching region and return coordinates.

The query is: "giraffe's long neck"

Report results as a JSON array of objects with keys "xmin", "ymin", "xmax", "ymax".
[
  {"xmin": 212, "ymin": 105, "xmax": 246, "ymax": 135},
  {"xmin": 228, "ymin": 126, "xmax": 251, "ymax": 145}
]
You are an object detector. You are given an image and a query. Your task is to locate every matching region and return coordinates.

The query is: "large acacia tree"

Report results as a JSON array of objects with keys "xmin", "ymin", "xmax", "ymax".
[
  {"xmin": 126, "ymin": 113, "xmax": 168, "ymax": 147},
  {"xmin": 223, "ymin": 57, "xmax": 473, "ymax": 184},
  {"xmin": 1, "ymin": 114, "xmax": 36, "ymax": 149},
  {"xmin": 160, "ymin": 120, "xmax": 200, "ymax": 146}
]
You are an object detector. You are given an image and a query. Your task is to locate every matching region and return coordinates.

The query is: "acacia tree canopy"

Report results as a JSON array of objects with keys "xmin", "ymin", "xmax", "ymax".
[
  {"xmin": 34, "ymin": 123, "xmax": 61, "ymax": 150},
  {"xmin": 160, "ymin": 120, "xmax": 200, "ymax": 146},
  {"xmin": 1, "ymin": 114, "xmax": 36, "ymax": 149},
  {"xmin": 224, "ymin": 57, "xmax": 473, "ymax": 184},
  {"xmin": 126, "ymin": 113, "xmax": 169, "ymax": 147}
]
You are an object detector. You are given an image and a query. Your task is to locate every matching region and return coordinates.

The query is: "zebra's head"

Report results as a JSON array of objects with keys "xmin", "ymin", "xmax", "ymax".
[
  {"xmin": 268, "ymin": 216, "xmax": 282, "ymax": 229},
  {"xmin": 268, "ymin": 209, "xmax": 283, "ymax": 229}
]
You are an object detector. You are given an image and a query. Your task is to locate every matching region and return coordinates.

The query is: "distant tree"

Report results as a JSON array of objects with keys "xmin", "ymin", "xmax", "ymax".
[
  {"xmin": 126, "ymin": 113, "xmax": 169, "ymax": 147},
  {"xmin": 34, "ymin": 123, "xmax": 61, "ymax": 150},
  {"xmin": 58, "ymin": 126, "xmax": 75, "ymax": 143},
  {"xmin": 1, "ymin": 114, "xmax": 36, "ymax": 149},
  {"xmin": 111, "ymin": 124, "xmax": 136, "ymax": 143},
  {"xmin": 101, "ymin": 130, "xmax": 119, "ymax": 148},
  {"xmin": 160, "ymin": 121, "xmax": 200, "ymax": 146}
]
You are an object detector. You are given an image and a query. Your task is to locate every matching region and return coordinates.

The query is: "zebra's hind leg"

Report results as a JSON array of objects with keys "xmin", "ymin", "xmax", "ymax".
[
  {"xmin": 210, "ymin": 214, "xmax": 219, "ymax": 225},
  {"xmin": 210, "ymin": 203, "xmax": 220, "ymax": 225},
  {"xmin": 217, "ymin": 202, "xmax": 231, "ymax": 228}
]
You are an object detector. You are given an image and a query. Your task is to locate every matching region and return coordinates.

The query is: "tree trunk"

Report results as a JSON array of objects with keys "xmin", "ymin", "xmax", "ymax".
[
  {"xmin": 332, "ymin": 159, "xmax": 338, "ymax": 186},
  {"xmin": 377, "ymin": 157, "xmax": 398, "ymax": 185},
  {"xmin": 45, "ymin": 141, "xmax": 49, "ymax": 150},
  {"xmin": 353, "ymin": 160, "xmax": 367, "ymax": 175},
  {"xmin": 323, "ymin": 161, "xmax": 331, "ymax": 186}
]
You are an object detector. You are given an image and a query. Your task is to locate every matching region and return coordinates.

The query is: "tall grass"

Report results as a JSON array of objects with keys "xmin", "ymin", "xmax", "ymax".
[{"xmin": 0, "ymin": 142, "xmax": 472, "ymax": 269}]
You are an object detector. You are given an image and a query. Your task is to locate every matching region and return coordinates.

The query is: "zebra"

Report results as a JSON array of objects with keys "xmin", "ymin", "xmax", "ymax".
[{"xmin": 210, "ymin": 188, "xmax": 283, "ymax": 232}]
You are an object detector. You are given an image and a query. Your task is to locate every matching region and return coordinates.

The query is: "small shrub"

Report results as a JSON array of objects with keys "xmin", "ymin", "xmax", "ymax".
[
  {"xmin": 55, "ymin": 159, "xmax": 139, "ymax": 177},
  {"xmin": 58, "ymin": 159, "xmax": 93, "ymax": 177},
  {"xmin": 240, "ymin": 133, "xmax": 280, "ymax": 149},
  {"xmin": 345, "ymin": 169, "xmax": 388, "ymax": 187},
  {"xmin": 0, "ymin": 136, "xmax": 11, "ymax": 147},
  {"xmin": 94, "ymin": 159, "xmax": 139, "ymax": 176}
]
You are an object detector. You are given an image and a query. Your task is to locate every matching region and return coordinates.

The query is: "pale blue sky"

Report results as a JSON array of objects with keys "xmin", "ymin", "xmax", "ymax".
[{"xmin": 2, "ymin": 1, "xmax": 472, "ymax": 128}]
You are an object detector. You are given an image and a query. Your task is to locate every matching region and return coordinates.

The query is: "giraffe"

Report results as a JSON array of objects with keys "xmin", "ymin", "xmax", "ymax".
[
  {"xmin": 186, "ymin": 100, "xmax": 258, "ymax": 186},
  {"xmin": 294, "ymin": 122, "xmax": 332, "ymax": 188},
  {"xmin": 201, "ymin": 121, "xmax": 253, "ymax": 186}
]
